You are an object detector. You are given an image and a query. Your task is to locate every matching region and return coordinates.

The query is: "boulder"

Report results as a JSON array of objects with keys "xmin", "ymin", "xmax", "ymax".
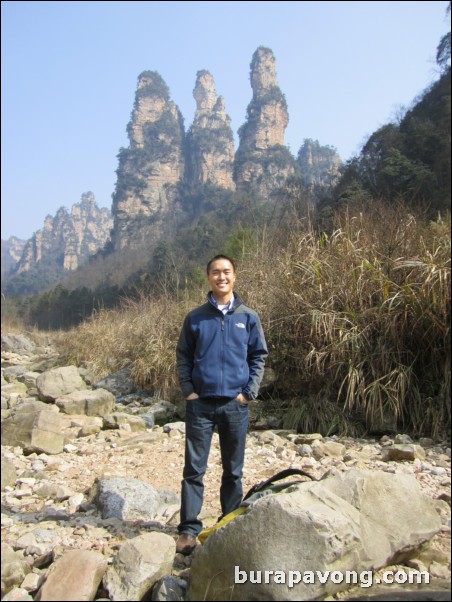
[
  {"xmin": 189, "ymin": 469, "xmax": 441, "ymax": 601},
  {"xmin": 103, "ymin": 533, "xmax": 175, "ymax": 601},
  {"xmin": 55, "ymin": 388, "xmax": 115, "ymax": 416},
  {"xmin": 311, "ymin": 438, "xmax": 346, "ymax": 459},
  {"xmin": 260, "ymin": 367, "xmax": 277, "ymax": 392},
  {"xmin": 2, "ymin": 587, "xmax": 33, "ymax": 600},
  {"xmin": 90, "ymin": 477, "xmax": 180, "ymax": 522},
  {"xmin": 17, "ymin": 372, "xmax": 41, "ymax": 388},
  {"xmin": 145, "ymin": 401, "xmax": 177, "ymax": 425},
  {"xmin": 151, "ymin": 576, "xmax": 187, "ymax": 601},
  {"xmin": 1, "ymin": 457, "xmax": 17, "ymax": 490},
  {"xmin": 103, "ymin": 412, "xmax": 146, "ymax": 431},
  {"xmin": 95, "ymin": 368, "xmax": 135, "ymax": 396},
  {"xmin": 1, "ymin": 405, "xmax": 65, "ymax": 455},
  {"xmin": 382, "ymin": 444, "xmax": 426, "ymax": 462},
  {"xmin": 1, "ymin": 382, "xmax": 28, "ymax": 401},
  {"xmin": 1, "ymin": 334, "xmax": 36, "ymax": 353},
  {"xmin": 36, "ymin": 366, "xmax": 87, "ymax": 401},
  {"xmin": 1, "ymin": 544, "xmax": 31, "ymax": 598},
  {"xmin": 35, "ymin": 549, "xmax": 107, "ymax": 601},
  {"xmin": 2, "ymin": 366, "xmax": 28, "ymax": 382}
]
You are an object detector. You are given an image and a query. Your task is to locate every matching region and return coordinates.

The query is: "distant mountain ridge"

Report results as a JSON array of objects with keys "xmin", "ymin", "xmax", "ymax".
[
  {"xmin": 2, "ymin": 192, "xmax": 112, "ymax": 295},
  {"xmin": 3, "ymin": 46, "xmax": 344, "ymax": 295},
  {"xmin": 1, "ymin": 237, "xmax": 26, "ymax": 279}
]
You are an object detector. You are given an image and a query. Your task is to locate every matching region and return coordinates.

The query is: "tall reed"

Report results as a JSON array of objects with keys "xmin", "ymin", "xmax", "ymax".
[{"xmin": 238, "ymin": 202, "xmax": 450, "ymax": 437}]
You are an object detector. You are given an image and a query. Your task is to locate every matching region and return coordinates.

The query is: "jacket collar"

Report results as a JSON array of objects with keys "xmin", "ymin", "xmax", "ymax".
[{"xmin": 207, "ymin": 291, "xmax": 243, "ymax": 313}]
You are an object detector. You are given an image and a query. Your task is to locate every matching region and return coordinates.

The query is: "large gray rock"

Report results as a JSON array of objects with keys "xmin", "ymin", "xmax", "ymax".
[
  {"xmin": 1, "ymin": 544, "xmax": 31, "ymax": 598},
  {"xmin": 382, "ymin": 444, "xmax": 426, "ymax": 462},
  {"xmin": 146, "ymin": 401, "xmax": 177, "ymax": 425},
  {"xmin": 189, "ymin": 469, "xmax": 441, "ymax": 601},
  {"xmin": 1, "ymin": 334, "xmax": 36, "ymax": 353},
  {"xmin": 17, "ymin": 371, "xmax": 41, "ymax": 388},
  {"xmin": 103, "ymin": 412, "xmax": 146, "ymax": 431},
  {"xmin": 36, "ymin": 366, "xmax": 87, "ymax": 401},
  {"xmin": 91, "ymin": 477, "xmax": 180, "ymax": 521},
  {"xmin": 151, "ymin": 576, "xmax": 187, "ymax": 601},
  {"xmin": 95, "ymin": 368, "xmax": 135, "ymax": 396},
  {"xmin": 311, "ymin": 438, "xmax": 346, "ymax": 459},
  {"xmin": 1, "ymin": 406, "xmax": 64, "ymax": 454},
  {"xmin": 260, "ymin": 366, "xmax": 277, "ymax": 392},
  {"xmin": 2, "ymin": 366, "xmax": 28, "ymax": 382},
  {"xmin": 1, "ymin": 381, "xmax": 28, "ymax": 400},
  {"xmin": 2, "ymin": 587, "xmax": 33, "ymax": 601},
  {"xmin": 55, "ymin": 388, "xmax": 115, "ymax": 417},
  {"xmin": 1, "ymin": 457, "xmax": 17, "ymax": 490},
  {"xmin": 35, "ymin": 549, "xmax": 107, "ymax": 601},
  {"xmin": 103, "ymin": 533, "xmax": 175, "ymax": 601}
]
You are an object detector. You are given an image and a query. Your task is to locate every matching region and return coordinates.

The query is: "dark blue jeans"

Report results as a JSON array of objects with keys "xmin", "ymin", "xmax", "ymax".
[{"xmin": 178, "ymin": 397, "xmax": 249, "ymax": 537}]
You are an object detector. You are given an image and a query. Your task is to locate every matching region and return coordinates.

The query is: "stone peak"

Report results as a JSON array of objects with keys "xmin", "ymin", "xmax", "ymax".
[
  {"xmin": 80, "ymin": 191, "xmax": 95, "ymax": 205},
  {"xmin": 250, "ymin": 46, "xmax": 277, "ymax": 96},
  {"xmin": 136, "ymin": 70, "xmax": 170, "ymax": 100},
  {"xmin": 193, "ymin": 70, "xmax": 217, "ymax": 113}
]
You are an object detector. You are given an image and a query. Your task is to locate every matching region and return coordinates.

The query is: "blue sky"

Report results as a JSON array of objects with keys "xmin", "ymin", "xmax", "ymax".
[{"xmin": 1, "ymin": 0, "xmax": 449, "ymax": 240}]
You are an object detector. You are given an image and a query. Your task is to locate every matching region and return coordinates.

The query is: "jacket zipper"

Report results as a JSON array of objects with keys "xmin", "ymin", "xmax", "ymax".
[{"xmin": 220, "ymin": 316, "xmax": 225, "ymax": 394}]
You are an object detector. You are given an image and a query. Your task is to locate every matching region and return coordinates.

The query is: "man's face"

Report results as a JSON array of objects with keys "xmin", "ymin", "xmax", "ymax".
[{"xmin": 207, "ymin": 259, "xmax": 236, "ymax": 298}]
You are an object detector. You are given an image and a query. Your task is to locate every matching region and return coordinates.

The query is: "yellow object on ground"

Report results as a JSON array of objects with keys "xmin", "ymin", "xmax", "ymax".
[{"xmin": 198, "ymin": 506, "xmax": 247, "ymax": 544}]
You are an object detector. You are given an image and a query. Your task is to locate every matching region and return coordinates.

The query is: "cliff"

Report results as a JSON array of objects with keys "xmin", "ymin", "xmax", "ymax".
[
  {"xmin": 111, "ymin": 71, "xmax": 185, "ymax": 250},
  {"xmin": 185, "ymin": 71, "xmax": 235, "ymax": 190},
  {"xmin": 2, "ymin": 193, "xmax": 112, "ymax": 295},
  {"xmin": 108, "ymin": 49, "xmax": 297, "ymax": 252},
  {"xmin": 15, "ymin": 192, "xmax": 112, "ymax": 275},
  {"xmin": 297, "ymin": 139, "xmax": 342, "ymax": 190},
  {"xmin": 235, "ymin": 47, "xmax": 296, "ymax": 198},
  {"xmin": 1, "ymin": 237, "xmax": 26, "ymax": 279}
]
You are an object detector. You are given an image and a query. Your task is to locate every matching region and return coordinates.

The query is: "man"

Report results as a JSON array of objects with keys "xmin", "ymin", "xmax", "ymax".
[{"xmin": 175, "ymin": 255, "xmax": 268, "ymax": 554}]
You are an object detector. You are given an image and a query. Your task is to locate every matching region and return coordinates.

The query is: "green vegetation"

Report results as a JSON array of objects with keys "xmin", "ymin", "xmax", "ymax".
[
  {"xmin": 336, "ymin": 69, "xmax": 450, "ymax": 213},
  {"xmin": 135, "ymin": 71, "xmax": 170, "ymax": 101},
  {"xmin": 250, "ymin": 46, "xmax": 274, "ymax": 72},
  {"xmin": 115, "ymin": 107, "xmax": 185, "ymax": 204},
  {"xmin": 297, "ymin": 139, "xmax": 342, "ymax": 190},
  {"xmin": 234, "ymin": 144, "xmax": 296, "ymax": 183},
  {"xmin": 186, "ymin": 123, "xmax": 233, "ymax": 156},
  {"xmin": 260, "ymin": 144, "xmax": 295, "ymax": 170},
  {"xmin": 142, "ymin": 110, "xmax": 184, "ymax": 150},
  {"xmin": 237, "ymin": 86, "xmax": 288, "ymax": 154}
]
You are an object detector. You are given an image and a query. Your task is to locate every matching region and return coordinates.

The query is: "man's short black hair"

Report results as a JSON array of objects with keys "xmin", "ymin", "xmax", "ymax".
[{"xmin": 206, "ymin": 255, "xmax": 236, "ymax": 274}]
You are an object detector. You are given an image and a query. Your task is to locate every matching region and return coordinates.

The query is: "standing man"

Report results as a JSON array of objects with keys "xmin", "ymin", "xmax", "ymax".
[{"xmin": 175, "ymin": 255, "xmax": 268, "ymax": 554}]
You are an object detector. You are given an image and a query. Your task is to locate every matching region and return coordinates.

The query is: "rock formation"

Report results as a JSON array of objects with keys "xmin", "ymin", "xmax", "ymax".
[
  {"xmin": 186, "ymin": 70, "xmax": 235, "ymax": 190},
  {"xmin": 111, "ymin": 71, "xmax": 185, "ymax": 250},
  {"xmin": 1, "ymin": 237, "xmax": 26, "ymax": 278},
  {"xmin": 297, "ymin": 139, "xmax": 342, "ymax": 190},
  {"xmin": 13, "ymin": 192, "xmax": 112, "ymax": 277},
  {"xmin": 235, "ymin": 47, "xmax": 296, "ymax": 198},
  {"xmin": 3, "ymin": 48, "xmax": 349, "ymax": 297}
]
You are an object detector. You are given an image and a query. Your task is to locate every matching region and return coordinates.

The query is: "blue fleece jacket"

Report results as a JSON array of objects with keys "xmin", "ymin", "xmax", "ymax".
[{"xmin": 176, "ymin": 293, "xmax": 268, "ymax": 400}]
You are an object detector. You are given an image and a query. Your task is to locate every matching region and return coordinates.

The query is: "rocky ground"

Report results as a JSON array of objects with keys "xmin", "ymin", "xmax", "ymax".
[{"xmin": 1, "ymin": 334, "xmax": 451, "ymax": 601}]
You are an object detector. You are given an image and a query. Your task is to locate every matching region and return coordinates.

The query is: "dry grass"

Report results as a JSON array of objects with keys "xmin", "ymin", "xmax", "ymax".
[
  {"xmin": 56, "ymin": 201, "xmax": 451, "ymax": 437},
  {"xmin": 58, "ymin": 289, "xmax": 205, "ymax": 398},
  {"xmin": 239, "ymin": 202, "xmax": 450, "ymax": 437}
]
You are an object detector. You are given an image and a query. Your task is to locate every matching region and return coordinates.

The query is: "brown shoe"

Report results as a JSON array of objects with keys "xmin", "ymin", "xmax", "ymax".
[{"xmin": 176, "ymin": 533, "xmax": 197, "ymax": 555}]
